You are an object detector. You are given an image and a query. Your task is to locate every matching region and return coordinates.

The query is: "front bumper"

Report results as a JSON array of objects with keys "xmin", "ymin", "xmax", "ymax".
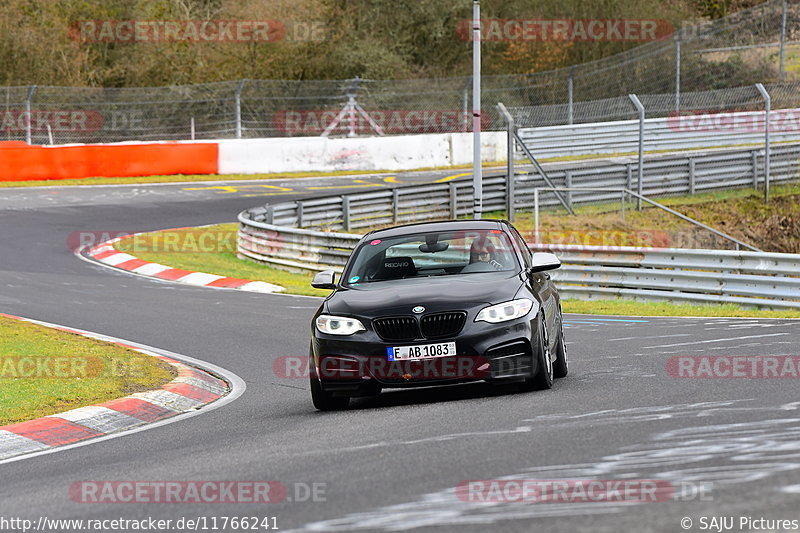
[{"xmin": 311, "ymin": 317, "xmax": 539, "ymax": 395}]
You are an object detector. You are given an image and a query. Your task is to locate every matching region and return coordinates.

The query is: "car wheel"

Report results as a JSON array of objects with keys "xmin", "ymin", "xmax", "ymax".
[
  {"xmin": 309, "ymin": 347, "xmax": 350, "ymax": 411},
  {"xmin": 553, "ymin": 306, "xmax": 568, "ymax": 379},
  {"xmin": 521, "ymin": 313, "xmax": 553, "ymax": 391}
]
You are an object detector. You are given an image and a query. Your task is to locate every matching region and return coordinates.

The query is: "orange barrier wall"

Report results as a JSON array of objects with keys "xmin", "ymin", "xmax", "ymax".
[{"xmin": 0, "ymin": 141, "xmax": 218, "ymax": 181}]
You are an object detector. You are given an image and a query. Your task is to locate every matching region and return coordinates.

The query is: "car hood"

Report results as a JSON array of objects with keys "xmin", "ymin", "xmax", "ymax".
[{"xmin": 325, "ymin": 272, "xmax": 523, "ymax": 317}]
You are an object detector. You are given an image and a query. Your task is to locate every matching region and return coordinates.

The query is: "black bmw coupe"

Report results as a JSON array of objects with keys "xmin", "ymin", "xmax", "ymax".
[{"xmin": 309, "ymin": 219, "xmax": 567, "ymax": 410}]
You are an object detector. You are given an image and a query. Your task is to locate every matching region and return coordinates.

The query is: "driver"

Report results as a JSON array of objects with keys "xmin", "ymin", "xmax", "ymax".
[{"xmin": 469, "ymin": 238, "xmax": 503, "ymax": 270}]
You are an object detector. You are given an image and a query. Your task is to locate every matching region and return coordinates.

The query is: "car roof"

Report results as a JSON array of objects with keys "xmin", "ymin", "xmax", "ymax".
[{"xmin": 362, "ymin": 219, "xmax": 509, "ymax": 240}]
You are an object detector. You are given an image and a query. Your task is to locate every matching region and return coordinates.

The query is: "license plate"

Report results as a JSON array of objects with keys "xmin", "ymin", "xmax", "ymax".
[{"xmin": 387, "ymin": 342, "xmax": 456, "ymax": 361}]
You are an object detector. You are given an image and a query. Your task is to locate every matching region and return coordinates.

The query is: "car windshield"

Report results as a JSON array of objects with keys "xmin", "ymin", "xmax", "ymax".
[{"xmin": 342, "ymin": 229, "xmax": 520, "ymax": 286}]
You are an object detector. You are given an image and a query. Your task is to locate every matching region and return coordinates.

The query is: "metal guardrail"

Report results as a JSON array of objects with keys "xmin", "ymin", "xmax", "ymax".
[
  {"xmin": 238, "ymin": 213, "xmax": 800, "ymax": 309},
  {"xmin": 515, "ymin": 110, "xmax": 800, "ymax": 159},
  {"xmin": 238, "ymin": 148, "xmax": 800, "ymax": 309},
  {"xmin": 243, "ymin": 143, "xmax": 800, "ymax": 230}
]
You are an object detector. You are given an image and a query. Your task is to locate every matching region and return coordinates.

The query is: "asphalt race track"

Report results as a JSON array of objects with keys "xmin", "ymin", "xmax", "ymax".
[{"xmin": 1, "ymin": 174, "xmax": 799, "ymax": 533}]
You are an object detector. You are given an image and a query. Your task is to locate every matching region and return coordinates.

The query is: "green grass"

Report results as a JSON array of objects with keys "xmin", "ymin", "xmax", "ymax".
[
  {"xmin": 562, "ymin": 299, "xmax": 800, "ymax": 318},
  {"xmin": 115, "ymin": 224, "xmax": 331, "ymax": 297},
  {"xmin": 115, "ymin": 221, "xmax": 800, "ymax": 319},
  {"xmin": 0, "ymin": 317, "xmax": 175, "ymax": 425}
]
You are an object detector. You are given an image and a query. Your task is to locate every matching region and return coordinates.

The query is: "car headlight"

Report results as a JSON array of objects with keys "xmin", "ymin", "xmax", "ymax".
[
  {"xmin": 316, "ymin": 315, "xmax": 366, "ymax": 335},
  {"xmin": 475, "ymin": 298, "xmax": 534, "ymax": 323}
]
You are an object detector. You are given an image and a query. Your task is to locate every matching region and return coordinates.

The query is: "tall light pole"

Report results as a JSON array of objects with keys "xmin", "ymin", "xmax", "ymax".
[{"xmin": 472, "ymin": 0, "xmax": 482, "ymax": 219}]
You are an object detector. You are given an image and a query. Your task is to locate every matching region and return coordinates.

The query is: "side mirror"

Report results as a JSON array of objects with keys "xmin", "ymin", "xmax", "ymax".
[
  {"xmin": 530, "ymin": 252, "xmax": 561, "ymax": 273},
  {"xmin": 311, "ymin": 270, "xmax": 337, "ymax": 289}
]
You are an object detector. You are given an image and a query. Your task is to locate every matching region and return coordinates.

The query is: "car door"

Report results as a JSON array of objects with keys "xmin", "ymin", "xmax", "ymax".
[{"xmin": 508, "ymin": 224, "xmax": 558, "ymax": 353}]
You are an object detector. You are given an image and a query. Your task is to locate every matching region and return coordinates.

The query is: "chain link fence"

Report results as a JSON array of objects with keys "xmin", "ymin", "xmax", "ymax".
[{"xmin": 2, "ymin": 0, "xmax": 799, "ymax": 145}]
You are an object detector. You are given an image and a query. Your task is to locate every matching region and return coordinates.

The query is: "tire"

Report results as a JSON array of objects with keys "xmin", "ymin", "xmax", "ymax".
[
  {"xmin": 309, "ymin": 346, "xmax": 350, "ymax": 411},
  {"xmin": 553, "ymin": 305, "xmax": 569, "ymax": 379},
  {"xmin": 521, "ymin": 313, "xmax": 553, "ymax": 391}
]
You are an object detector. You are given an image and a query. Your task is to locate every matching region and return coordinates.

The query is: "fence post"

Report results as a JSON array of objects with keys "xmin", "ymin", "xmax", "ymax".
[
  {"xmin": 497, "ymin": 102, "xmax": 517, "ymax": 221},
  {"xmin": 755, "ymin": 83, "xmax": 771, "ymax": 202},
  {"xmin": 628, "ymin": 93, "xmax": 645, "ymax": 210},
  {"xmin": 462, "ymin": 77, "xmax": 471, "ymax": 132},
  {"xmin": 342, "ymin": 196, "xmax": 351, "ymax": 231},
  {"xmin": 449, "ymin": 182, "xmax": 458, "ymax": 219},
  {"xmin": 25, "ymin": 85, "xmax": 36, "ymax": 144},
  {"xmin": 688, "ymin": 158, "xmax": 695, "ymax": 195},
  {"xmin": 190, "ymin": 117, "xmax": 196, "ymax": 140},
  {"xmin": 567, "ymin": 66, "xmax": 575, "ymax": 125},
  {"xmin": 675, "ymin": 29, "xmax": 681, "ymax": 113},
  {"xmin": 780, "ymin": 0, "xmax": 788, "ymax": 80},
  {"xmin": 235, "ymin": 80, "xmax": 246, "ymax": 139}
]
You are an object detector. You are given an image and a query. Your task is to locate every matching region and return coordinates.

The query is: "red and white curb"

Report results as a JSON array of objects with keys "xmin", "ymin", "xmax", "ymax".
[
  {"xmin": 0, "ymin": 313, "xmax": 245, "ymax": 464},
  {"xmin": 80, "ymin": 230, "xmax": 283, "ymax": 293}
]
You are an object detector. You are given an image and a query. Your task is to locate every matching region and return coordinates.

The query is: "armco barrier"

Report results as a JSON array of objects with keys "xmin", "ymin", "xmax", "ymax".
[
  {"xmin": 515, "ymin": 109, "xmax": 800, "ymax": 159},
  {"xmin": 0, "ymin": 141, "xmax": 218, "ymax": 181},
  {"xmin": 238, "ymin": 153, "xmax": 800, "ymax": 309},
  {"xmin": 238, "ymin": 214, "xmax": 800, "ymax": 309}
]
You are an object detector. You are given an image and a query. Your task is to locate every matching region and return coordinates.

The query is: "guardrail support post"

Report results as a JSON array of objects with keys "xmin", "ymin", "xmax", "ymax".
[
  {"xmin": 392, "ymin": 188, "xmax": 400, "ymax": 224},
  {"xmin": 628, "ymin": 93, "xmax": 645, "ymax": 211},
  {"xmin": 450, "ymin": 183, "xmax": 458, "ymax": 219},
  {"xmin": 296, "ymin": 201, "xmax": 304, "ymax": 228},
  {"xmin": 263, "ymin": 206, "xmax": 274, "ymax": 225},
  {"xmin": 626, "ymin": 164, "xmax": 632, "ymax": 190},
  {"xmin": 752, "ymin": 150, "xmax": 759, "ymax": 189},
  {"xmin": 756, "ymin": 83, "xmax": 771, "ymax": 202},
  {"xmin": 688, "ymin": 158, "xmax": 695, "ymax": 195},
  {"xmin": 564, "ymin": 171, "xmax": 573, "ymax": 210},
  {"xmin": 342, "ymin": 196, "xmax": 351, "ymax": 231},
  {"xmin": 621, "ymin": 191, "xmax": 625, "ymax": 220}
]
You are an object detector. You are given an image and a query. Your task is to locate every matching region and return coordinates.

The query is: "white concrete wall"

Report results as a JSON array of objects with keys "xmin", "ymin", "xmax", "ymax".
[{"xmin": 217, "ymin": 131, "xmax": 506, "ymax": 174}]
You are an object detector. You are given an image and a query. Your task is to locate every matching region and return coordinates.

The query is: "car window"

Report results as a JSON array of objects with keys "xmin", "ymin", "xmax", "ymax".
[
  {"xmin": 507, "ymin": 224, "xmax": 533, "ymax": 268},
  {"xmin": 343, "ymin": 229, "xmax": 519, "ymax": 285}
]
